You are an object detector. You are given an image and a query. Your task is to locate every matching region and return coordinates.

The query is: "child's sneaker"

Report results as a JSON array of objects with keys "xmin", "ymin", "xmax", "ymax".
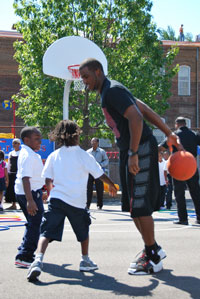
[
  {"xmin": 15, "ymin": 255, "xmax": 34, "ymax": 268},
  {"xmin": 27, "ymin": 260, "xmax": 43, "ymax": 281},
  {"xmin": 128, "ymin": 257, "xmax": 163, "ymax": 275},
  {"xmin": 129, "ymin": 246, "xmax": 166, "ymax": 269},
  {"xmin": 79, "ymin": 258, "xmax": 98, "ymax": 272}
]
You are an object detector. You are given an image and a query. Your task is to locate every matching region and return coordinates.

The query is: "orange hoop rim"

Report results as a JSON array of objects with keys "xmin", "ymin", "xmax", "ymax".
[{"xmin": 68, "ymin": 64, "xmax": 81, "ymax": 79}]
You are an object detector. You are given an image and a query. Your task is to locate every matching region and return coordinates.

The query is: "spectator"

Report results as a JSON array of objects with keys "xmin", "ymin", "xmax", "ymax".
[
  {"xmin": 163, "ymin": 150, "xmax": 173, "ymax": 210},
  {"xmin": 158, "ymin": 151, "xmax": 168, "ymax": 209},
  {"xmin": 0, "ymin": 150, "xmax": 9, "ymax": 211},
  {"xmin": 5, "ymin": 138, "xmax": 21, "ymax": 210},
  {"xmin": 179, "ymin": 24, "xmax": 184, "ymax": 41},
  {"xmin": 87, "ymin": 137, "xmax": 109, "ymax": 210}
]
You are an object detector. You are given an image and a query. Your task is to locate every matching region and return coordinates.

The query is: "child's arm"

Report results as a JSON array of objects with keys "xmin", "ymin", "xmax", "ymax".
[
  {"xmin": 99, "ymin": 173, "xmax": 117, "ymax": 197},
  {"xmin": 45, "ymin": 178, "xmax": 54, "ymax": 193},
  {"xmin": 164, "ymin": 170, "xmax": 168, "ymax": 186},
  {"xmin": 22, "ymin": 177, "xmax": 38, "ymax": 216},
  {"xmin": 4, "ymin": 167, "xmax": 9, "ymax": 187}
]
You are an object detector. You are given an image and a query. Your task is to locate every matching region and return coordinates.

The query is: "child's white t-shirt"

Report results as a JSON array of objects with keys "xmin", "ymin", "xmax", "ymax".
[
  {"xmin": 42, "ymin": 145, "xmax": 104, "ymax": 209},
  {"xmin": 158, "ymin": 159, "xmax": 167, "ymax": 186}
]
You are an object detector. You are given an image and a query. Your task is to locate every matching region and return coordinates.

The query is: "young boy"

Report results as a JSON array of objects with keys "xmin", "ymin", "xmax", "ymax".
[
  {"xmin": 158, "ymin": 151, "xmax": 168, "ymax": 209},
  {"xmin": 27, "ymin": 120, "xmax": 117, "ymax": 281},
  {"xmin": 15, "ymin": 127, "xmax": 44, "ymax": 268}
]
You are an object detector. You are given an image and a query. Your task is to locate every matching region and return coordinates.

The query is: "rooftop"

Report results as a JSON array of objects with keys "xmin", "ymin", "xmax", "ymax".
[
  {"xmin": 0, "ymin": 30, "xmax": 22, "ymax": 38},
  {"xmin": 162, "ymin": 40, "xmax": 200, "ymax": 47}
]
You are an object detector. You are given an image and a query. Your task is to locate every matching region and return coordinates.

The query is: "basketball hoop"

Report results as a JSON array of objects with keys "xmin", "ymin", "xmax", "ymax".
[
  {"xmin": 68, "ymin": 64, "xmax": 81, "ymax": 79},
  {"xmin": 68, "ymin": 64, "xmax": 85, "ymax": 91}
]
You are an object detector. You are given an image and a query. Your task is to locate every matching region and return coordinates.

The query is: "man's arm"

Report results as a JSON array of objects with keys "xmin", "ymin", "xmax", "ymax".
[
  {"xmin": 136, "ymin": 99, "xmax": 183, "ymax": 152},
  {"xmin": 123, "ymin": 104, "xmax": 143, "ymax": 175},
  {"xmin": 100, "ymin": 150, "xmax": 109, "ymax": 168}
]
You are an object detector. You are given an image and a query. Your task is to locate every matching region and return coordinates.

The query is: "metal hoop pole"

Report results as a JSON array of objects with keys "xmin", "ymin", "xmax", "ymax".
[{"xmin": 63, "ymin": 80, "xmax": 72, "ymax": 120}]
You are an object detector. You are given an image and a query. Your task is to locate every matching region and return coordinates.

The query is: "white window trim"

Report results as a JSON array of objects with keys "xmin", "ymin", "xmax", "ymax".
[{"xmin": 178, "ymin": 65, "xmax": 191, "ymax": 96}]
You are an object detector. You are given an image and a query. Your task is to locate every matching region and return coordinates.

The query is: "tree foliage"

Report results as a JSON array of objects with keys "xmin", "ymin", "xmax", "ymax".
[{"xmin": 13, "ymin": 0, "xmax": 178, "ymax": 147}]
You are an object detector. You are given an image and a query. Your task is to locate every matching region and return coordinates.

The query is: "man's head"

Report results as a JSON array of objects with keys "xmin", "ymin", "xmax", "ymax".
[
  {"xmin": 12, "ymin": 138, "xmax": 21, "ymax": 151},
  {"xmin": 20, "ymin": 127, "xmax": 42, "ymax": 151},
  {"xmin": 91, "ymin": 137, "xmax": 99, "ymax": 150},
  {"xmin": 79, "ymin": 58, "xmax": 105, "ymax": 92},
  {"xmin": 175, "ymin": 116, "xmax": 186, "ymax": 129}
]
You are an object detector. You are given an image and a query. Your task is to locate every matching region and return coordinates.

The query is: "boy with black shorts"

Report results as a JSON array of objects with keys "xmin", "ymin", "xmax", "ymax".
[
  {"xmin": 79, "ymin": 59, "xmax": 182, "ymax": 275},
  {"xmin": 27, "ymin": 120, "xmax": 117, "ymax": 281}
]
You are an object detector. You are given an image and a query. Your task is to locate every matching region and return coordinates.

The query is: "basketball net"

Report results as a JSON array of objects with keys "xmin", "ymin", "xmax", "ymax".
[{"xmin": 68, "ymin": 64, "xmax": 85, "ymax": 91}]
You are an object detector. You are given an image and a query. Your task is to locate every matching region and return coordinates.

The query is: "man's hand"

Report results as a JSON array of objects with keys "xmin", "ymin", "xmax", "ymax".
[
  {"xmin": 128, "ymin": 155, "xmax": 140, "ymax": 175},
  {"xmin": 27, "ymin": 199, "xmax": 38, "ymax": 216},
  {"xmin": 167, "ymin": 133, "xmax": 184, "ymax": 153}
]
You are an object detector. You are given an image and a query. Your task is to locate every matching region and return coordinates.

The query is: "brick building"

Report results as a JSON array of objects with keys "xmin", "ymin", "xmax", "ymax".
[
  {"xmin": 162, "ymin": 40, "xmax": 200, "ymax": 130},
  {"xmin": 0, "ymin": 30, "xmax": 23, "ymax": 137}
]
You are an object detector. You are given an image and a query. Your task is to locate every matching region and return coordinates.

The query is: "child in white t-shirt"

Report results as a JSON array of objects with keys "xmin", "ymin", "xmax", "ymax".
[
  {"xmin": 27, "ymin": 120, "xmax": 117, "ymax": 281},
  {"xmin": 158, "ymin": 151, "xmax": 168, "ymax": 209}
]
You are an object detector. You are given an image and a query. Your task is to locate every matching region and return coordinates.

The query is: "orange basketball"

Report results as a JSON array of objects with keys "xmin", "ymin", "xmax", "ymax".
[{"xmin": 167, "ymin": 151, "xmax": 197, "ymax": 181}]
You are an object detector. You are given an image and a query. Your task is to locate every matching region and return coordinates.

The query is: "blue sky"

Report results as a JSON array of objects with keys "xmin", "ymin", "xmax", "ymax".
[{"xmin": 0, "ymin": 0, "xmax": 199, "ymax": 39}]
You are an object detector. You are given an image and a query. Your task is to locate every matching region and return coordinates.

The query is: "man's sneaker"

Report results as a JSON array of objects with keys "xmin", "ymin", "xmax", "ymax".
[
  {"xmin": 27, "ymin": 260, "xmax": 43, "ymax": 281},
  {"xmin": 128, "ymin": 257, "xmax": 163, "ymax": 275},
  {"xmin": 79, "ymin": 258, "xmax": 98, "ymax": 272},
  {"xmin": 129, "ymin": 246, "xmax": 166, "ymax": 269},
  {"xmin": 15, "ymin": 256, "xmax": 34, "ymax": 268},
  {"xmin": 0, "ymin": 204, "xmax": 3, "ymax": 211}
]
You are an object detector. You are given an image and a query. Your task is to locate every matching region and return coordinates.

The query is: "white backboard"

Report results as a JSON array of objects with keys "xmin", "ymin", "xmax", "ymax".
[{"xmin": 43, "ymin": 36, "xmax": 108, "ymax": 80}]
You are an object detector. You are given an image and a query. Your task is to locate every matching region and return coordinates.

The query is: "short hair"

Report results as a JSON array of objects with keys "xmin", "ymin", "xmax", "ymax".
[
  {"xmin": 20, "ymin": 127, "xmax": 41, "ymax": 141},
  {"xmin": 12, "ymin": 138, "xmax": 21, "ymax": 144},
  {"xmin": 0, "ymin": 150, "xmax": 5, "ymax": 160},
  {"xmin": 49, "ymin": 120, "xmax": 81, "ymax": 147},
  {"xmin": 79, "ymin": 58, "xmax": 104, "ymax": 73},
  {"xmin": 92, "ymin": 137, "xmax": 99, "ymax": 143},
  {"xmin": 175, "ymin": 116, "xmax": 186, "ymax": 126}
]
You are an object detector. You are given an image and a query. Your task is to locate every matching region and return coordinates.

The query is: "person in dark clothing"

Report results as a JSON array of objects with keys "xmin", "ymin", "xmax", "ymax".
[
  {"xmin": 5, "ymin": 138, "xmax": 21, "ymax": 210},
  {"xmin": 79, "ymin": 58, "xmax": 182, "ymax": 275},
  {"xmin": 163, "ymin": 150, "xmax": 173, "ymax": 209},
  {"xmin": 87, "ymin": 137, "xmax": 109, "ymax": 209},
  {"xmin": 161, "ymin": 117, "xmax": 200, "ymax": 225}
]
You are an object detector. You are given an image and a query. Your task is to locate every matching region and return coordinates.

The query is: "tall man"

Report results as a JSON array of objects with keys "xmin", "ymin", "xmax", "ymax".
[
  {"xmin": 87, "ymin": 137, "xmax": 109, "ymax": 209},
  {"xmin": 79, "ymin": 58, "xmax": 182, "ymax": 275},
  {"xmin": 161, "ymin": 117, "xmax": 200, "ymax": 225}
]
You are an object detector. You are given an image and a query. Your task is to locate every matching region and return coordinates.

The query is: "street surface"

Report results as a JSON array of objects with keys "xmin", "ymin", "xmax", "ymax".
[{"xmin": 1, "ymin": 193, "xmax": 200, "ymax": 299}]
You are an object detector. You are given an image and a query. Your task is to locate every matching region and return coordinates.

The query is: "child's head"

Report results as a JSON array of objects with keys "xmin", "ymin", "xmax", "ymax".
[
  {"xmin": 49, "ymin": 120, "xmax": 81, "ymax": 147},
  {"xmin": 12, "ymin": 138, "xmax": 21, "ymax": 151},
  {"xmin": 0, "ymin": 150, "xmax": 5, "ymax": 161},
  {"xmin": 163, "ymin": 150, "xmax": 170, "ymax": 161},
  {"xmin": 20, "ymin": 127, "xmax": 42, "ymax": 151}
]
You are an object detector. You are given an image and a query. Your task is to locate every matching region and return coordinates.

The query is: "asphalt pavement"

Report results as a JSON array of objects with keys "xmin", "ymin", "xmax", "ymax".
[{"xmin": 1, "ymin": 191, "xmax": 200, "ymax": 299}]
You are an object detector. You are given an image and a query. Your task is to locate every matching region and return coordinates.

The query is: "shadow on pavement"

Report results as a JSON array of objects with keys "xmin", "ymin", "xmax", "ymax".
[
  {"xmin": 156, "ymin": 269, "xmax": 200, "ymax": 299},
  {"xmin": 32, "ymin": 262, "xmax": 159, "ymax": 297}
]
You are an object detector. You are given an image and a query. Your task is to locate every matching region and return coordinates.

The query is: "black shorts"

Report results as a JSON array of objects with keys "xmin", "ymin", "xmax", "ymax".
[
  {"xmin": 0, "ymin": 177, "xmax": 6, "ymax": 191},
  {"xmin": 40, "ymin": 198, "xmax": 91, "ymax": 242},
  {"xmin": 127, "ymin": 135, "xmax": 160, "ymax": 218}
]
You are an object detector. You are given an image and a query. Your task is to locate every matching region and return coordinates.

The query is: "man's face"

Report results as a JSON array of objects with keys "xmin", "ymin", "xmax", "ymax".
[
  {"xmin": 80, "ymin": 67, "xmax": 100, "ymax": 91},
  {"xmin": 25, "ymin": 133, "xmax": 42, "ymax": 151},
  {"xmin": 91, "ymin": 139, "xmax": 98, "ymax": 150}
]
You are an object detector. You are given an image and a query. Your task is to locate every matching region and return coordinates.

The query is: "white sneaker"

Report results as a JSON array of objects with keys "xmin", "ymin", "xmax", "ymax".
[
  {"xmin": 79, "ymin": 258, "xmax": 98, "ymax": 272},
  {"xmin": 128, "ymin": 258, "xmax": 163, "ymax": 275},
  {"xmin": 27, "ymin": 260, "xmax": 43, "ymax": 281}
]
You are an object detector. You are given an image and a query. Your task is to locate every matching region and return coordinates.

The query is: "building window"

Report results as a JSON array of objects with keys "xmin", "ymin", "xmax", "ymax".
[{"xmin": 178, "ymin": 66, "xmax": 190, "ymax": 96}]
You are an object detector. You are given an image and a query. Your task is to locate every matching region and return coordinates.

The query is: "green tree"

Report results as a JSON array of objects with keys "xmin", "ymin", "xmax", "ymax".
[{"xmin": 13, "ymin": 0, "xmax": 178, "ymax": 147}]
